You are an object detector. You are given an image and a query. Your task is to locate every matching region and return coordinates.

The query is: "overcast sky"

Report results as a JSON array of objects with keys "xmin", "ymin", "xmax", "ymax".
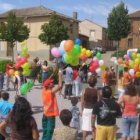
[{"xmin": 0, "ymin": 0, "xmax": 139, "ymax": 27}]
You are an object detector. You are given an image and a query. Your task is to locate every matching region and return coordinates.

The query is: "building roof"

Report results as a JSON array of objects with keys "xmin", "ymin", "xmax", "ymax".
[
  {"xmin": 82, "ymin": 19, "xmax": 105, "ymax": 28},
  {"xmin": 0, "ymin": 6, "xmax": 79, "ymax": 22},
  {"xmin": 129, "ymin": 10, "xmax": 140, "ymax": 18}
]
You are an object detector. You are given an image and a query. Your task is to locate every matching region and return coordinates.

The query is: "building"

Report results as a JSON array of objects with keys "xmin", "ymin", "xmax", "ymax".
[
  {"xmin": 79, "ymin": 19, "xmax": 114, "ymax": 50},
  {"xmin": 0, "ymin": 6, "xmax": 79, "ymax": 60},
  {"xmin": 120, "ymin": 10, "xmax": 140, "ymax": 50}
]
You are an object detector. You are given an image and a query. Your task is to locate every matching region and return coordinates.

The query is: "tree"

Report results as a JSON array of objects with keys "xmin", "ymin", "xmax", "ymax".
[
  {"xmin": 39, "ymin": 14, "xmax": 69, "ymax": 45},
  {"xmin": 0, "ymin": 12, "xmax": 30, "ymax": 62},
  {"xmin": 107, "ymin": 1, "xmax": 130, "ymax": 46}
]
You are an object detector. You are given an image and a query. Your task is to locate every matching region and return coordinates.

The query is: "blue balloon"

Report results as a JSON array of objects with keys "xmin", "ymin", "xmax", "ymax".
[{"xmin": 75, "ymin": 38, "xmax": 81, "ymax": 45}]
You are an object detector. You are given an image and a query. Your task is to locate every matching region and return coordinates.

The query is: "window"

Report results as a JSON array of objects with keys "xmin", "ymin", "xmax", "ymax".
[{"xmin": 128, "ymin": 38, "xmax": 133, "ymax": 48}]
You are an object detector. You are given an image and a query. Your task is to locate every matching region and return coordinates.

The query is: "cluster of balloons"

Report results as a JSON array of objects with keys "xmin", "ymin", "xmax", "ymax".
[
  {"xmin": 15, "ymin": 45, "xmax": 31, "ymax": 76},
  {"xmin": 20, "ymin": 80, "xmax": 34, "ymax": 95},
  {"xmin": 51, "ymin": 38, "xmax": 92, "ymax": 66},
  {"xmin": 89, "ymin": 52, "xmax": 105, "ymax": 74},
  {"xmin": 117, "ymin": 49, "xmax": 140, "ymax": 78}
]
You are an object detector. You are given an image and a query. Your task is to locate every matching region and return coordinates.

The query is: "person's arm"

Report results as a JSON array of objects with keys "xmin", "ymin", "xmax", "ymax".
[
  {"xmin": 32, "ymin": 128, "xmax": 39, "ymax": 140},
  {"xmin": 91, "ymin": 115, "xmax": 96, "ymax": 131},
  {"xmin": 81, "ymin": 90, "xmax": 85, "ymax": 112},
  {"xmin": 52, "ymin": 70, "xmax": 62, "ymax": 94},
  {"xmin": 0, "ymin": 121, "xmax": 10, "ymax": 138}
]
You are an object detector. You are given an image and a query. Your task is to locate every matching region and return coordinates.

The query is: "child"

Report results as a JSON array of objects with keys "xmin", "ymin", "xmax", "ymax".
[
  {"xmin": 0, "ymin": 72, "xmax": 4, "ymax": 91},
  {"xmin": 41, "ymin": 70, "xmax": 62, "ymax": 140},
  {"xmin": 0, "ymin": 92, "xmax": 13, "ymax": 140},
  {"xmin": 14, "ymin": 67, "xmax": 27, "ymax": 95},
  {"xmin": 70, "ymin": 97, "xmax": 80, "ymax": 130}
]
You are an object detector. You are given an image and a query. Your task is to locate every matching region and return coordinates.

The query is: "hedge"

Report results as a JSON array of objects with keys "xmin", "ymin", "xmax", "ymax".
[{"xmin": 0, "ymin": 60, "xmax": 12, "ymax": 73}]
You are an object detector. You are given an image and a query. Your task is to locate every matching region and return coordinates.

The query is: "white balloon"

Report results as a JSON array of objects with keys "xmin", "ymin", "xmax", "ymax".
[
  {"xmin": 99, "ymin": 60, "xmax": 104, "ymax": 66},
  {"xmin": 129, "ymin": 69, "xmax": 134, "ymax": 76},
  {"xmin": 93, "ymin": 56, "xmax": 97, "ymax": 61},
  {"xmin": 60, "ymin": 40, "xmax": 66, "ymax": 48},
  {"xmin": 95, "ymin": 68, "xmax": 101, "ymax": 74}
]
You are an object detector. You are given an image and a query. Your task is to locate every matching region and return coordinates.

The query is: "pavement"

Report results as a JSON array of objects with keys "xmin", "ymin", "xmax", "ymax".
[{"xmin": 0, "ymin": 51, "xmax": 138, "ymax": 140}]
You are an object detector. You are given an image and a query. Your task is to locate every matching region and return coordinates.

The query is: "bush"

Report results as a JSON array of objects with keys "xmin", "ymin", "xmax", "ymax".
[{"xmin": 0, "ymin": 60, "xmax": 12, "ymax": 73}]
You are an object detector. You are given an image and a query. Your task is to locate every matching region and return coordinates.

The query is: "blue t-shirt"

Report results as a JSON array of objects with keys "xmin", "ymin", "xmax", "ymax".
[{"xmin": 0, "ymin": 100, "xmax": 13, "ymax": 117}]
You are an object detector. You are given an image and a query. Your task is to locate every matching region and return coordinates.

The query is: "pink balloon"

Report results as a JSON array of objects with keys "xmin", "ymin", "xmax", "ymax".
[{"xmin": 51, "ymin": 47, "xmax": 61, "ymax": 58}]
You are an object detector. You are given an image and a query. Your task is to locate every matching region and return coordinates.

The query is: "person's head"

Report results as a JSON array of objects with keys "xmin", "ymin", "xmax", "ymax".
[
  {"xmin": 71, "ymin": 97, "xmax": 78, "ymax": 106},
  {"xmin": 43, "ymin": 60, "xmax": 48, "ymax": 66},
  {"xmin": 36, "ymin": 57, "xmax": 39, "ymax": 62},
  {"xmin": 87, "ymin": 75, "xmax": 97, "ymax": 87},
  {"xmin": 43, "ymin": 79, "xmax": 54, "ymax": 89},
  {"xmin": 2, "ymin": 92, "xmax": 9, "ymax": 101},
  {"xmin": 105, "ymin": 67, "xmax": 109, "ymax": 72},
  {"xmin": 11, "ymin": 97, "xmax": 32, "ymax": 131},
  {"xmin": 102, "ymin": 86, "xmax": 112, "ymax": 98},
  {"xmin": 125, "ymin": 84, "xmax": 137, "ymax": 96},
  {"xmin": 124, "ymin": 67, "xmax": 129, "ymax": 72},
  {"xmin": 60, "ymin": 109, "xmax": 72, "ymax": 126}
]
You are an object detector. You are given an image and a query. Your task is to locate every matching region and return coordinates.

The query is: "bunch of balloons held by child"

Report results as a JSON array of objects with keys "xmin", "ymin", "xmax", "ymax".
[
  {"xmin": 8, "ymin": 41, "xmax": 34, "ymax": 95},
  {"xmin": 117, "ymin": 49, "xmax": 140, "ymax": 78}
]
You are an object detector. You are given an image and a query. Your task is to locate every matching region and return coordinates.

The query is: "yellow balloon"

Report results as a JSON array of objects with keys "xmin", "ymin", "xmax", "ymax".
[
  {"xmin": 100, "ymin": 65, "xmax": 105, "ymax": 71},
  {"xmin": 14, "ymin": 71, "xmax": 19, "ymax": 76},
  {"xmin": 136, "ymin": 72, "xmax": 140, "ymax": 78}
]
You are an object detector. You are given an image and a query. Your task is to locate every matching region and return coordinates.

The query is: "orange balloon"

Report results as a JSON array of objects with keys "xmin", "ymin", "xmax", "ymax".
[
  {"xmin": 64, "ymin": 40, "xmax": 74, "ymax": 52},
  {"xmin": 134, "ymin": 64, "xmax": 139, "ymax": 72}
]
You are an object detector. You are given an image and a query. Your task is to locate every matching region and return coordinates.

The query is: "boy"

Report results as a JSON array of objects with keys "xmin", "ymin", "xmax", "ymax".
[
  {"xmin": 92, "ymin": 86, "xmax": 121, "ymax": 140},
  {"xmin": 41, "ymin": 70, "xmax": 62, "ymax": 140}
]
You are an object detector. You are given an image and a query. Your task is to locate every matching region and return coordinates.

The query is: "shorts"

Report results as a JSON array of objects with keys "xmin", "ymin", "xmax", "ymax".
[{"xmin": 122, "ymin": 116, "xmax": 138, "ymax": 137}]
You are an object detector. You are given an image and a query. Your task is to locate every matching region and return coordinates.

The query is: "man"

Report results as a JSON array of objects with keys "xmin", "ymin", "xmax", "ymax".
[{"xmin": 92, "ymin": 86, "xmax": 121, "ymax": 140}]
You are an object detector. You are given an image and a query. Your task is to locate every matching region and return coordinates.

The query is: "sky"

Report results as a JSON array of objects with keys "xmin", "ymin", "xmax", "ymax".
[{"xmin": 0, "ymin": 0, "xmax": 139, "ymax": 27}]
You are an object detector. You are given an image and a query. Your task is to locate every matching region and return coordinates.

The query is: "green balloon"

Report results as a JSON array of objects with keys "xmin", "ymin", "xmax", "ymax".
[
  {"xmin": 73, "ymin": 45, "xmax": 81, "ymax": 56},
  {"xmin": 96, "ymin": 52, "xmax": 102, "ymax": 59},
  {"xmin": 20, "ymin": 83, "xmax": 28, "ymax": 95},
  {"xmin": 129, "ymin": 60, "xmax": 134, "ymax": 68}
]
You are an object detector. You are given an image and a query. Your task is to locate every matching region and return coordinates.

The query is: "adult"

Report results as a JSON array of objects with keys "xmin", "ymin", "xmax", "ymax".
[
  {"xmin": 41, "ymin": 70, "xmax": 62, "ymax": 140},
  {"xmin": 0, "ymin": 97, "xmax": 39, "ymax": 140},
  {"xmin": 92, "ymin": 86, "xmax": 121, "ymax": 140},
  {"xmin": 52, "ymin": 109, "xmax": 78, "ymax": 140},
  {"xmin": 81, "ymin": 75, "xmax": 99, "ymax": 140},
  {"xmin": 63, "ymin": 65, "xmax": 73, "ymax": 99},
  {"xmin": 122, "ymin": 67, "xmax": 132, "ymax": 87},
  {"xmin": 134, "ymin": 76, "xmax": 140, "ymax": 96},
  {"xmin": 118, "ymin": 84, "xmax": 140, "ymax": 140},
  {"xmin": 41, "ymin": 60, "xmax": 48, "ymax": 82}
]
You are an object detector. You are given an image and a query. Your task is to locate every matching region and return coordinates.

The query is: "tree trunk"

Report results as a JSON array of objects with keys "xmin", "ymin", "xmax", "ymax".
[{"xmin": 11, "ymin": 42, "xmax": 14, "ymax": 62}]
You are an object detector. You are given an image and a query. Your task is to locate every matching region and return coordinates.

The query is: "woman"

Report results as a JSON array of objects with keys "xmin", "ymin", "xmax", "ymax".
[
  {"xmin": 0, "ymin": 97, "xmax": 39, "ymax": 140},
  {"xmin": 118, "ymin": 84, "xmax": 140, "ymax": 140},
  {"xmin": 81, "ymin": 75, "xmax": 99, "ymax": 140},
  {"xmin": 41, "ymin": 60, "xmax": 48, "ymax": 82}
]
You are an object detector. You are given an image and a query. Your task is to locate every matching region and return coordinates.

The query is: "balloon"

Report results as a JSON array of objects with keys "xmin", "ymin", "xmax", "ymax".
[
  {"xmin": 89, "ymin": 66, "xmax": 95, "ymax": 72},
  {"xmin": 28, "ymin": 80, "xmax": 34, "ymax": 89},
  {"xmin": 15, "ymin": 62, "xmax": 22, "ymax": 69},
  {"xmin": 20, "ymin": 83, "xmax": 28, "ymax": 95},
  {"xmin": 92, "ymin": 57, "xmax": 97, "ymax": 62},
  {"xmin": 60, "ymin": 40, "xmax": 66, "ymax": 48},
  {"xmin": 132, "ymin": 52, "xmax": 137, "ymax": 59},
  {"xmin": 129, "ymin": 69, "xmax": 135, "ymax": 76},
  {"xmin": 81, "ymin": 48, "xmax": 86, "ymax": 54},
  {"xmin": 14, "ymin": 71, "xmax": 19, "ymax": 76},
  {"xmin": 99, "ymin": 60, "xmax": 104, "ymax": 66},
  {"xmin": 51, "ymin": 47, "xmax": 61, "ymax": 58},
  {"xmin": 100, "ymin": 65, "xmax": 105, "ymax": 71},
  {"xmin": 22, "ymin": 62, "xmax": 31, "ymax": 69},
  {"xmin": 8, "ymin": 69, "xmax": 15, "ymax": 76},
  {"xmin": 135, "ymin": 58, "xmax": 140, "ymax": 65},
  {"xmin": 20, "ymin": 57, "xmax": 27, "ymax": 65},
  {"xmin": 129, "ymin": 60, "xmax": 134, "ymax": 68},
  {"xmin": 75, "ymin": 38, "xmax": 81, "ymax": 45},
  {"xmin": 95, "ymin": 68, "xmax": 101, "ymax": 74},
  {"xmin": 136, "ymin": 72, "xmax": 140, "ymax": 77},
  {"xmin": 96, "ymin": 52, "xmax": 102, "ymax": 59},
  {"xmin": 21, "ymin": 47, "xmax": 28, "ymax": 57},
  {"xmin": 58, "ymin": 47, "xmax": 65, "ymax": 55},
  {"xmin": 64, "ymin": 40, "xmax": 74, "ymax": 52},
  {"xmin": 86, "ymin": 50, "xmax": 91, "ymax": 57},
  {"xmin": 73, "ymin": 45, "xmax": 81, "ymax": 56},
  {"xmin": 23, "ymin": 70, "xmax": 31, "ymax": 76},
  {"xmin": 133, "ymin": 64, "xmax": 139, "ymax": 72},
  {"xmin": 137, "ymin": 53, "xmax": 140, "ymax": 58}
]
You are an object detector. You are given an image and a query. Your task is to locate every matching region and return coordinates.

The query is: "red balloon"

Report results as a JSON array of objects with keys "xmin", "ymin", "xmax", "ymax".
[{"xmin": 15, "ymin": 63, "xmax": 21, "ymax": 69}]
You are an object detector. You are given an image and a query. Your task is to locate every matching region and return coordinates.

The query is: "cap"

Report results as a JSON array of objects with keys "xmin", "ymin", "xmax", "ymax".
[{"xmin": 43, "ymin": 79, "xmax": 54, "ymax": 87}]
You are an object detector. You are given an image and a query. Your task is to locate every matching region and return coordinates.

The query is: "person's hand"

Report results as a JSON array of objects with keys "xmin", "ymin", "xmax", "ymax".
[{"xmin": 92, "ymin": 125, "xmax": 96, "ymax": 131}]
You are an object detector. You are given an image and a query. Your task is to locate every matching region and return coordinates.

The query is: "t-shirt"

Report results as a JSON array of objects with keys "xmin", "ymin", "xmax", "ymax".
[
  {"xmin": 5, "ymin": 114, "xmax": 37, "ymax": 140},
  {"xmin": 93, "ymin": 99, "xmax": 121, "ymax": 126},
  {"xmin": 0, "ymin": 100, "xmax": 13, "ymax": 117},
  {"xmin": 64, "ymin": 67, "xmax": 73, "ymax": 84}
]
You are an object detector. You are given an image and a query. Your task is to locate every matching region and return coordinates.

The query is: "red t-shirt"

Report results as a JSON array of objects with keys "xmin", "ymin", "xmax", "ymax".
[{"xmin": 73, "ymin": 70, "xmax": 78, "ymax": 80}]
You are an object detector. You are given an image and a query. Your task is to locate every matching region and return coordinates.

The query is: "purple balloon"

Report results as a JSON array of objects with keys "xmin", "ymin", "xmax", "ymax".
[{"xmin": 51, "ymin": 47, "xmax": 61, "ymax": 58}]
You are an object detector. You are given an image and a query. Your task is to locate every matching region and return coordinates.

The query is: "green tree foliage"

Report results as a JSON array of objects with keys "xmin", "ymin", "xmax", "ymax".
[
  {"xmin": 107, "ymin": 1, "xmax": 131, "ymax": 41},
  {"xmin": 0, "ymin": 12, "xmax": 30, "ymax": 61},
  {"xmin": 39, "ymin": 14, "xmax": 69, "ymax": 45}
]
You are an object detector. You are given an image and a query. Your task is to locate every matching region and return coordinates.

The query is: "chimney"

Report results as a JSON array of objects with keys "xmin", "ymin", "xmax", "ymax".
[{"xmin": 73, "ymin": 12, "xmax": 78, "ymax": 19}]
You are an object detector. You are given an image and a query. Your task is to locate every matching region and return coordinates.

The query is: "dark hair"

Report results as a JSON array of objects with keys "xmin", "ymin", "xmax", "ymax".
[
  {"xmin": 88, "ymin": 75, "xmax": 97, "ymax": 87},
  {"xmin": 71, "ymin": 97, "xmax": 78, "ymax": 106},
  {"xmin": 60, "ymin": 109, "xmax": 72, "ymax": 126},
  {"xmin": 10, "ymin": 97, "xmax": 32, "ymax": 131},
  {"xmin": 18, "ymin": 67, "xmax": 23, "ymax": 73},
  {"xmin": 43, "ymin": 60, "xmax": 48, "ymax": 66},
  {"xmin": 2, "ymin": 92, "xmax": 9, "ymax": 101},
  {"xmin": 125, "ymin": 84, "xmax": 137, "ymax": 96},
  {"xmin": 124, "ymin": 67, "xmax": 128, "ymax": 72},
  {"xmin": 102, "ymin": 86, "xmax": 112, "ymax": 98}
]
